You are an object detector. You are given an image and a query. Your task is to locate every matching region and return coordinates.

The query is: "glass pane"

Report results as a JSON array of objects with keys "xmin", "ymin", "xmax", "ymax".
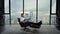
[
  {"xmin": 38, "ymin": 0, "xmax": 50, "ymax": 24},
  {"xmin": 52, "ymin": 0, "xmax": 56, "ymax": 13},
  {"xmin": 24, "ymin": 0, "xmax": 36, "ymax": 22},
  {"xmin": 4, "ymin": 15, "xmax": 10, "ymax": 25},
  {"xmin": 4, "ymin": 0, "xmax": 9, "ymax": 13},
  {"xmin": 51, "ymin": 15, "xmax": 56, "ymax": 25},
  {"xmin": 11, "ymin": 0, "xmax": 23, "ymax": 25}
]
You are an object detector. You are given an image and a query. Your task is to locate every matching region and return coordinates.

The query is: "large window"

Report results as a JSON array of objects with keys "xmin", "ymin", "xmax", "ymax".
[
  {"xmin": 4, "ymin": 0, "xmax": 56, "ymax": 25},
  {"xmin": 51, "ymin": 0, "xmax": 56, "ymax": 25},
  {"xmin": 4, "ymin": 0, "xmax": 10, "ymax": 25}
]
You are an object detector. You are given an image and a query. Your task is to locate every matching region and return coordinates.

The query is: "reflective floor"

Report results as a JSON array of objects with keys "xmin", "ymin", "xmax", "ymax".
[{"xmin": 0, "ymin": 25, "xmax": 60, "ymax": 34}]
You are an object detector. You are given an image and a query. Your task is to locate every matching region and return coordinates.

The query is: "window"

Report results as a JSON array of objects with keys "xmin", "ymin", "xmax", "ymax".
[
  {"xmin": 38, "ymin": 0, "xmax": 50, "ymax": 24},
  {"xmin": 52, "ymin": 0, "xmax": 56, "ymax": 13},
  {"xmin": 51, "ymin": 0, "xmax": 56, "ymax": 25},
  {"xmin": 51, "ymin": 15, "xmax": 56, "ymax": 24},
  {"xmin": 4, "ymin": 0, "xmax": 10, "ymax": 25},
  {"xmin": 4, "ymin": 15, "xmax": 10, "ymax": 25},
  {"xmin": 24, "ymin": 0, "xmax": 36, "ymax": 22},
  {"xmin": 4, "ymin": 0, "xmax": 56, "ymax": 25},
  {"xmin": 4, "ymin": 0, "xmax": 9, "ymax": 13},
  {"xmin": 11, "ymin": 0, "xmax": 23, "ymax": 24}
]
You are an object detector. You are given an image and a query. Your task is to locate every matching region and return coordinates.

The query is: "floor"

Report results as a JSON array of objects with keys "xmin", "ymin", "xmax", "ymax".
[{"xmin": 0, "ymin": 25, "xmax": 60, "ymax": 34}]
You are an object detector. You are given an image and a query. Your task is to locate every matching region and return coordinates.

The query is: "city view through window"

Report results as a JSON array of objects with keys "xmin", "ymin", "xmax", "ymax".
[{"xmin": 5, "ymin": 0, "xmax": 56, "ymax": 25}]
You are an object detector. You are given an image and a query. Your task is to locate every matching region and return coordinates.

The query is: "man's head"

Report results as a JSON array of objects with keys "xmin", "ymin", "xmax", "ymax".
[{"xmin": 21, "ymin": 13, "xmax": 24, "ymax": 17}]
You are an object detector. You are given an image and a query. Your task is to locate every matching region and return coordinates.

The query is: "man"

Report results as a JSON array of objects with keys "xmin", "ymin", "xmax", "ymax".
[{"xmin": 20, "ymin": 13, "xmax": 29, "ymax": 30}]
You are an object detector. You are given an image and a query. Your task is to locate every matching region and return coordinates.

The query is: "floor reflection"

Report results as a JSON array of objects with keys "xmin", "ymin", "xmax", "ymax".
[
  {"xmin": 21, "ymin": 28, "xmax": 40, "ymax": 34},
  {"xmin": 1, "ymin": 25, "xmax": 60, "ymax": 34}
]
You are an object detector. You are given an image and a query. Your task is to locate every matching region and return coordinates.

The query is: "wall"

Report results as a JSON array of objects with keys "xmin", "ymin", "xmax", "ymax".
[
  {"xmin": 0, "ymin": 0, "xmax": 4, "ymax": 26},
  {"xmin": 56, "ymin": 0, "xmax": 60, "ymax": 30}
]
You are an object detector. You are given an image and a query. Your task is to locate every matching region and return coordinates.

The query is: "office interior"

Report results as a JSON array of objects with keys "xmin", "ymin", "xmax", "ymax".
[{"xmin": 0, "ymin": 0, "xmax": 60, "ymax": 34}]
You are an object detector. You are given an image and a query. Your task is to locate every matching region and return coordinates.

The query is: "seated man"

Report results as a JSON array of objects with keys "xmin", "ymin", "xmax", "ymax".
[
  {"xmin": 20, "ymin": 13, "xmax": 28, "ymax": 30},
  {"xmin": 19, "ymin": 13, "xmax": 42, "ymax": 29},
  {"xmin": 19, "ymin": 13, "xmax": 31, "ymax": 30}
]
